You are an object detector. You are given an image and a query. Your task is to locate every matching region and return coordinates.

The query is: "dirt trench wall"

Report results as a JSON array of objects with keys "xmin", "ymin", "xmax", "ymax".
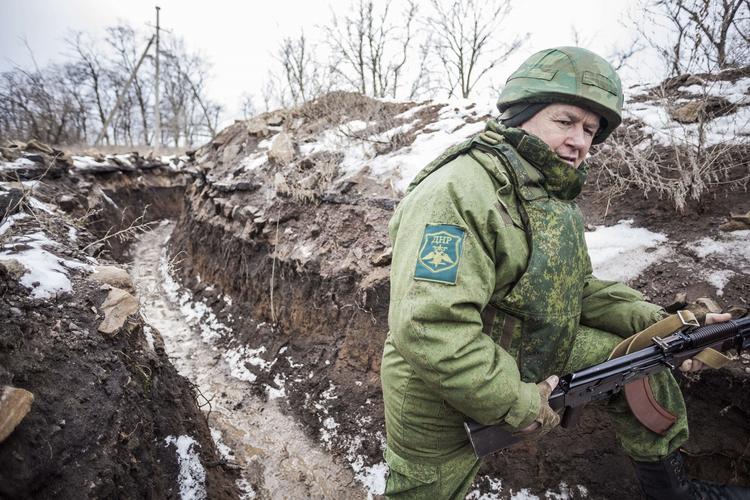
[
  {"xmin": 170, "ymin": 180, "xmax": 392, "ymax": 388},
  {"xmin": 78, "ymin": 169, "xmax": 189, "ymax": 262}
]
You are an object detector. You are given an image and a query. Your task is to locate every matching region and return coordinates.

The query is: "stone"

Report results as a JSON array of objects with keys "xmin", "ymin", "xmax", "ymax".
[
  {"xmin": 0, "ymin": 259, "xmax": 28, "ymax": 281},
  {"xmin": 274, "ymin": 172, "xmax": 290, "ymax": 195},
  {"xmin": 266, "ymin": 113, "xmax": 285, "ymax": 127},
  {"xmin": 89, "ymin": 266, "xmax": 134, "ymax": 291},
  {"xmin": 665, "ymin": 292, "xmax": 688, "ymax": 314},
  {"xmin": 719, "ymin": 211, "xmax": 750, "ymax": 232},
  {"xmin": 371, "ymin": 247, "xmax": 392, "ymax": 267},
  {"xmin": 25, "ymin": 139, "xmax": 54, "ymax": 155},
  {"xmin": 0, "ymin": 386, "xmax": 34, "ymax": 443},
  {"xmin": 268, "ymin": 132, "xmax": 294, "ymax": 165},
  {"xmin": 98, "ymin": 287, "xmax": 139, "ymax": 335},
  {"xmin": 57, "ymin": 194, "xmax": 77, "ymax": 211},
  {"xmin": 695, "ymin": 297, "xmax": 722, "ymax": 314},
  {"xmin": 668, "ymin": 96, "xmax": 733, "ymax": 123},
  {"xmin": 246, "ymin": 118, "xmax": 269, "ymax": 137}
]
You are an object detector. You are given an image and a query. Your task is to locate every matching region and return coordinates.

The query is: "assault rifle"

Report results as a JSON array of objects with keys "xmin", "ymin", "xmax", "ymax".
[{"xmin": 464, "ymin": 316, "xmax": 750, "ymax": 458}]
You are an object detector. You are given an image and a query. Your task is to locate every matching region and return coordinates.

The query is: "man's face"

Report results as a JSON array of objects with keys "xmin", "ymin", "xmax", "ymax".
[{"xmin": 519, "ymin": 103, "xmax": 600, "ymax": 168}]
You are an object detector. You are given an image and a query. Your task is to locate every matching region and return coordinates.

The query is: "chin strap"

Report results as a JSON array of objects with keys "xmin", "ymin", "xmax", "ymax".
[{"xmin": 608, "ymin": 311, "xmax": 732, "ymax": 434}]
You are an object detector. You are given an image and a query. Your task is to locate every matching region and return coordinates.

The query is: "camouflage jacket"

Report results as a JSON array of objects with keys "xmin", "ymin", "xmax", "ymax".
[{"xmin": 381, "ymin": 121, "xmax": 664, "ymax": 461}]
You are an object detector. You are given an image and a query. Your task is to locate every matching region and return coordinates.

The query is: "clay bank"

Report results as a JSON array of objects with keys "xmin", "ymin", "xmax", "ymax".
[{"xmin": 1, "ymin": 72, "xmax": 750, "ymax": 498}]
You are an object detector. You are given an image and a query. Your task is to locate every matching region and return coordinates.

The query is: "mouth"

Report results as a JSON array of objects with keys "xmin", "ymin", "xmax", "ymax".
[{"xmin": 557, "ymin": 154, "xmax": 577, "ymax": 166}]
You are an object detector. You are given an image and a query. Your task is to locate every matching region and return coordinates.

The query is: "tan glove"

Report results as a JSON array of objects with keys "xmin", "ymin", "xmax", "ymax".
[
  {"xmin": 518, "ymin": 375, "xmax": 561, "ymax": 438},
  {"xmin": 679, "ymin": 312, "xmax": 732, "ymax": 373}
]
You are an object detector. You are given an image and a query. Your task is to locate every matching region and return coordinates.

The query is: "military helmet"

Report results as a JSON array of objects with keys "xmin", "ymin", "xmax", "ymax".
[{"xmin": 497, "ymin": 46, "xmax": 623, "ymax": 144}]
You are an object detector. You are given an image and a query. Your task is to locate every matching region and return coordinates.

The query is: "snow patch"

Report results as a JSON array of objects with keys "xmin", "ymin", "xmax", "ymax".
[
  {"xmin": 703, "ymin": 269, "xmax": 736, "ymax": 296},
  {"xmin": 210, "ymin": 428, "xmax": 235, "ymax": 461},
  {"xmin": 164, "ymin": 435, "xmax": 207, "ymax": 500},
  {"xmin": 143, "ymin": 324, "xmax": 155, "ymax": 351},
  {"xmin": 586, "ymin": 220, "xmax": 670, "ymax": 282},
  {"xmin": 0, "ymin": 230, "xmax": 90, "ymax": 298},
  {"xmin": 0, "ymin": 213, "xmax": 28, "ymax": 237}
]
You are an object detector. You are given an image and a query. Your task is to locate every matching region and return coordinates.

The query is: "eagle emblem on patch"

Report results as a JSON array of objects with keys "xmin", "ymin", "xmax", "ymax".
[{"xmin": 414, "ymin": 224, "xmax": 465, "ymax": 285}]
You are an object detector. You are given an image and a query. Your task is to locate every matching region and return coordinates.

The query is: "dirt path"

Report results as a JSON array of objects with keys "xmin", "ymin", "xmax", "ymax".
[{"xmin": 130, "ymin": 222, "xmax": 367, "ymax": 499}]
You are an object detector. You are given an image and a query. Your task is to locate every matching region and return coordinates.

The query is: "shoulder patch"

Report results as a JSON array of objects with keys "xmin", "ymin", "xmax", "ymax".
[{"xmin": 414, "ymin": 224, "xmax": 465, "ymax": 285}]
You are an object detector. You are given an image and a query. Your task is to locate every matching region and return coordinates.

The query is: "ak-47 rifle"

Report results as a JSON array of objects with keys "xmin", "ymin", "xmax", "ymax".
[{"xmin": 464, "ymin": 316, "xmax": 750, "ymax": 458}]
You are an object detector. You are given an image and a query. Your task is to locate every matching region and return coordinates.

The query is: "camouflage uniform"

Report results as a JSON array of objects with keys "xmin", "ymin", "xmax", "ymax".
[{"xmin": 381, "ymin": 48, "xmax": 689, "ymax": 499}]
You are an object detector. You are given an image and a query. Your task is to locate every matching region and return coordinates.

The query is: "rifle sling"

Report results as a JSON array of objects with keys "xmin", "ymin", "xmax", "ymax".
[{"xmin": 607, "ymin": 311, "xmax": 729, "ymax": 435}]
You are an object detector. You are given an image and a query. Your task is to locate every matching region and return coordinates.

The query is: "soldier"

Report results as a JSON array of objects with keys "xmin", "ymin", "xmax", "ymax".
[{"xmin": 381, "ymin": 47, "xmax": 748, "ymax": 499}]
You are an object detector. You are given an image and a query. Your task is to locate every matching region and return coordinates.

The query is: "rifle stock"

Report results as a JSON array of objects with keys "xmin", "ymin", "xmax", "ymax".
[{"xmin": 464, "ymin": 317, "xmax": 750, "ymax": 458}]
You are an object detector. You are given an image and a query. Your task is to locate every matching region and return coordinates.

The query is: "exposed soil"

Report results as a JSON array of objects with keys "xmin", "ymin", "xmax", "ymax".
[{"xmin": 0, "ymin": 237, "xmax": 238, "ymax": 499}]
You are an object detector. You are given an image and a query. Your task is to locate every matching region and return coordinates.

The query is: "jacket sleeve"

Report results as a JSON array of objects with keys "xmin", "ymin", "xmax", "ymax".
[
  {"xmin": 388, "ymin": 157, "xmax": 540, "ymax": 428},
  {"xmin": 580, "ymin": 267, "xmax": 666, "ymax": 338}
]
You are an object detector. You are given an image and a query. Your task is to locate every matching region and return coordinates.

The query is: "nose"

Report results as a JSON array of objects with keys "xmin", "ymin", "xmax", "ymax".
[{"xmin": 564, "ymin": 124, "xmax": 587, "ymax": 150}]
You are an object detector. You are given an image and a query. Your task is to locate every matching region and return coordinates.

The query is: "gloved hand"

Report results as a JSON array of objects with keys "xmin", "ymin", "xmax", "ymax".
[
  {"xmin": 679, "ymin": 312, "xmax": 732, "ymax": 372},
  {"xmin": 518, "ymin": 375, "xmax": 560, "ymax": 437}
]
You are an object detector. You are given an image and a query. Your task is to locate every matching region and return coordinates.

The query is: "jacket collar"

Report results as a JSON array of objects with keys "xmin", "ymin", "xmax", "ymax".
[{"xmin": 484, "ymin": 121, "xmax": 587, "ymax": 201}]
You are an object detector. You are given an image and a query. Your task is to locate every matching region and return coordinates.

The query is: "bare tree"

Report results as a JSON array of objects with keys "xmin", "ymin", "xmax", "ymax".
[
  {"xmin": 324, "ymin": 0, "xmax": 421, "ymax": 98},
  {"xmin": 160, "ymin": 36, "xmax": 221, "ymax": 146},
  {"xmin": 637, "ymin": 0, "xmax": 749, "ymax": 75},
  {"xmin": 608, "ymin": 37, "xmax": 646, "ymax": 72},
  {"xmin": 240, "ymin": 93, "xmax": 256, "ymax": 119},
  {"xmin": 277, "ymin": 30, "xmax": 328, "ymax": 105},
  {"xmin": 426, "ymin": 0, "xmax": 527, "ymax": 98},
  {"xmin": 67, "ymin": 31, "xmax": 113, "ymax": 143}
]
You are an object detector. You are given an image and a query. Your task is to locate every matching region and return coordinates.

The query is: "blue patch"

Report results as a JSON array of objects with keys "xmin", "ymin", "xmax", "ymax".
[{"xmin": 414, "ymin": 224, "xmax": 465, "ymax": 285}]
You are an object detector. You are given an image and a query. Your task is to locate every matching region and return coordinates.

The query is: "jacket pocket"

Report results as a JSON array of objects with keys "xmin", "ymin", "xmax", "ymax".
[{"xmin": 384, "ymin": 447, "xmax": 438, "ymax": 496}]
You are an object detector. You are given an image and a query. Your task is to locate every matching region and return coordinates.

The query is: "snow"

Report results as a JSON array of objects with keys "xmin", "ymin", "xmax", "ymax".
[
  {"xmin": 704, "ymin": 269, "xmax": 735, "ymax": 296},
  {"xmin": 0, "ymin": 230, "xmax": 90, "ymax": 298},
  {"xmin": 691, "ymin": 229, "xmax": 750, "ymax": 265},
  {"xmin": 143, "ymin": 324, "xmax": 156, "ymax": 351},
  {"xmin": 466, "ymin": 478, "xmax": 588, "ymax": 500},
  {"xmin": 624, "ymin": 76, "xmax": 750, "ymax": 148},
  {"xmin": 164, "ymin": 435, "xmax": 207, "ymax": 500},
  {"xmin": 585, "ymin": 220, "xmax": 670, "ymax": 282},
  {"xmin": 294, "ymin": 99, "xmax": 494, "ymax": 194},
  {"xmin": 210, "ymin": 428, "xmax": 235, "ymax": 461},
  {"xmin": 0, "ymin": 157, "xmax": 35, "ymax": 171},
  {"xmin": 0, "ymin": 213, "xmax": 28, "ymax": 237},
  {"xmin": 241, "ymin": 153, "xmax": 268, "ymax": 171},
  {"xmin": 159, "ymin": 247, "xmax": 231, "ymax": 343},
  {"xmin": 369, "ymin": 119, "xmax": 486, "ymax": 192},
  {"xmin": 71, "ymin": 155, "xmax": 110, "ymax": 170},
  {"xmin": 28, "ymin": 196, "xmax": 56, "ymax": 214}
]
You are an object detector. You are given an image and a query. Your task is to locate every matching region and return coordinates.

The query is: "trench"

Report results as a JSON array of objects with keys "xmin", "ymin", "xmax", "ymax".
[{"xmin": 130, "ymin": 221, "xmax": 368, "ymax": 499}]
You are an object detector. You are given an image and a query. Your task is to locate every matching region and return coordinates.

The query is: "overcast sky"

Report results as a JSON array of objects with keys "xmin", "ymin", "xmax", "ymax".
[{"xmin": 1, "ymin": 0, "xmax": 663, "ymax": 122}]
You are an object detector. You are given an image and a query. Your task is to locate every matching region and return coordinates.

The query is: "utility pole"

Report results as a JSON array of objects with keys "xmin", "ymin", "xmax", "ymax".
[{"xmin": 154, "ymin": 5, "xmax": 162, "ymax": 155}]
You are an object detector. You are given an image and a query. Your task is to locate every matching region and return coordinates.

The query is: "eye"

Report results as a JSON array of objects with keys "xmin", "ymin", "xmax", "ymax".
[
  {"xmin": 583, "ymin": 127, "xmax": 596, "ymax": 137},
  {"xmin": 556, "ymin": 119, "xmax": 572, "ymax": 126}
]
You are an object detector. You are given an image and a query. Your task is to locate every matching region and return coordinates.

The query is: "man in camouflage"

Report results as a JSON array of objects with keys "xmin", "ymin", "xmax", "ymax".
[{"xmin": 381, "ymin": 47, "xmax": 748, "ymax": 499}]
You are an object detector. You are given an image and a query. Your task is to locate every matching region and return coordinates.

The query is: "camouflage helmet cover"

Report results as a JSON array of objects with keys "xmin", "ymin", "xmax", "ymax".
[{"xmin": 497, "ymin": 47, "xmax": 623, "ymax": 144}]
